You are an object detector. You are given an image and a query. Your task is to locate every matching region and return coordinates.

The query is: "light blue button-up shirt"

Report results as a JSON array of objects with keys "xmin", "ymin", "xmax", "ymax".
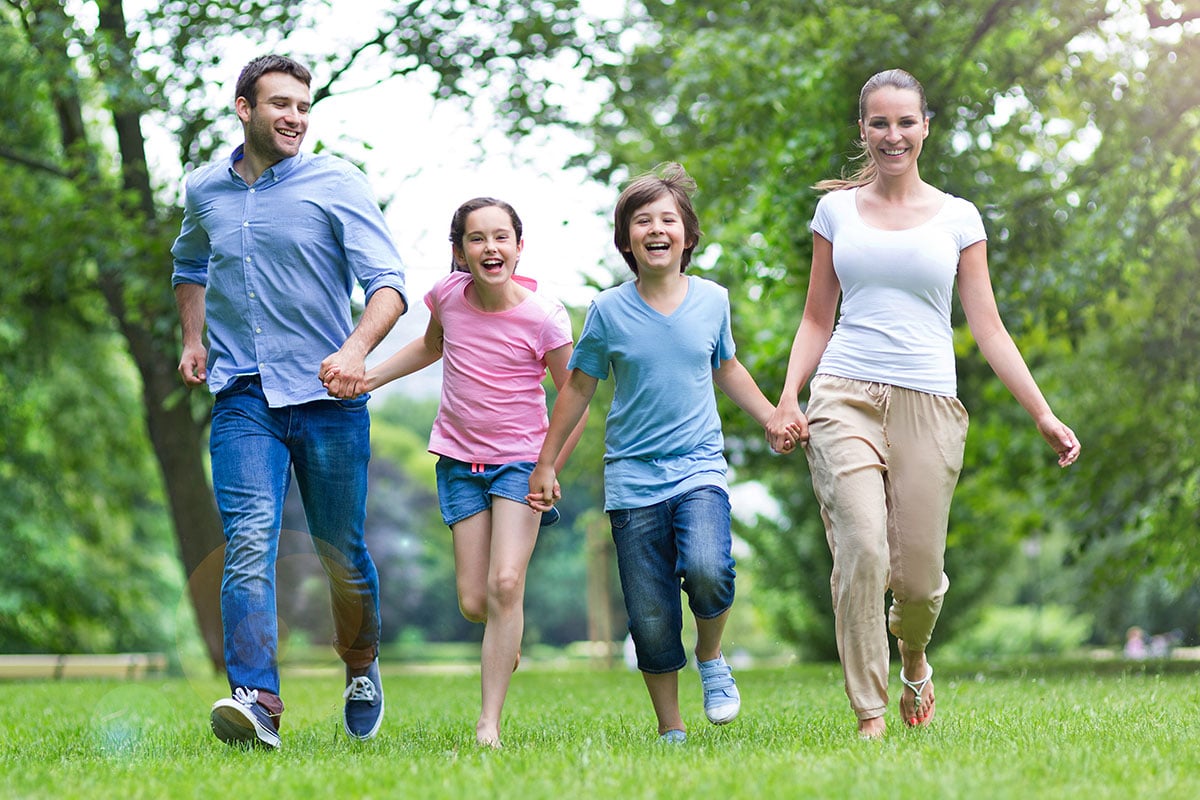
[{"xmin": 171, "ymin": 146, "xmax": 407, "ymax": 407}]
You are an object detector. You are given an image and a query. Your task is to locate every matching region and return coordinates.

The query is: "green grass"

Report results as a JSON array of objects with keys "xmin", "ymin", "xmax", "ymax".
[{"xmin": 3, "ymin": 660, "xmax": 1199, "ymax": 799}]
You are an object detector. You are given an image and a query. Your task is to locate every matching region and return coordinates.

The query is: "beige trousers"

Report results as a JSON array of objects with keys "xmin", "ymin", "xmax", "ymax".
[{"xmin": 805, "ymin": 375, "xmax": 968, "ymax": 720}]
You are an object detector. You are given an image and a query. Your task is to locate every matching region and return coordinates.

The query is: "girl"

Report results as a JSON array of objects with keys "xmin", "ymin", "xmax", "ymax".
[
  {"xmin": 333, "ymin": 197, "xmax": 585, "ymax": 747},
  {"xmin": 528, "ymin": 163, "xmax": 786, "ymax": 743},
  {"xmin": 766, "ymin": 69, "xmax": 1080, "ymax": 738}
]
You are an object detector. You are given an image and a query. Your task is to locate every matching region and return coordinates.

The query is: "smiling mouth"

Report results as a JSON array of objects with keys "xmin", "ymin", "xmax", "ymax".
[
  {"xmin": 481, "ymin": 258, "xmax": 505, "ymax": 271},
  {"xmin": 277, "ymin": 128, "xmax": 301, "ymax": 140},
  {"xmin": 882, "ymin": 147, "xmax": 907, "ymax": 156},
  {"xmin": 645, "ymin": 243, "xmax": 671, "ymax": 253}
]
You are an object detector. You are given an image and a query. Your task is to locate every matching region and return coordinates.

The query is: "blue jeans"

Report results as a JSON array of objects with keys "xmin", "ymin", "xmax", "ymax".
[
  {"xmin": 608, "ymin": 485, "xmax": 735, "ymax": 674},
  {"xmin": 209, "ymin": 376, "xmax": 380, "ymax": 698}
]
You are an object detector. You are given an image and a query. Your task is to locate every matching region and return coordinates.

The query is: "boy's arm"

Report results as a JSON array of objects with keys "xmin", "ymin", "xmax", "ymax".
[
  {"xmin": 544, "ymin": 343, "xmax": 590, "ymax": 474},
  {"xmin": 713, "ymin": 355, "xmax": 776, "ymax": 428},
  {"xmin": 528, "ymin": 368, "xmax": 597, "ymax": 510}
]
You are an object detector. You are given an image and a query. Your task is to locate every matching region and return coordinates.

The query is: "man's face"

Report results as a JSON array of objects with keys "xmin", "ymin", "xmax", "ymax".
[{"xmin": 236, "ymin": 71, "xmax": 310, "ymax": 164}]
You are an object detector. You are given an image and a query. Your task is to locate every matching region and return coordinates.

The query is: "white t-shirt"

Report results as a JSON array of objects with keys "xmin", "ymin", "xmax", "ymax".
[{"xmin": 811, "ymin": 187, "xmax": 987, "ymax": 396}]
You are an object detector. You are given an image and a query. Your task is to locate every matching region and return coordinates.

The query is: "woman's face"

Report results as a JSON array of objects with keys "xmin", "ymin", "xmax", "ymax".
[{"xmin": 859, "ymin": 86, "xmax": 929, "ymax": 176}]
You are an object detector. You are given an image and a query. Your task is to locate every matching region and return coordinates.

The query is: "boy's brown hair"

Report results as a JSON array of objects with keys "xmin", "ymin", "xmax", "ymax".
[{"xmin": 613, "ymin": 162, "xmax": 702, "ymax": 274}]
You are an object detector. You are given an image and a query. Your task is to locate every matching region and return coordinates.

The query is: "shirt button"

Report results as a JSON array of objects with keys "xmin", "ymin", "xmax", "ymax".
[
  {"xmin": 245, "ymin": 256, "xmax": 251, "ymax": 262},
  {"xmin": 243, "ymin": 221, "xmax": 249, "ymax": 227},
  {"xmin": 255, "ymin": 327, "xmax": 262, "ymax": 334},
  {"xmin": 249, "ymin": 188, "xmax": 256, "ymax": 194},
  {"xmin": 248, "ymin": 292, "xmax": 256, "ymax": 299}
]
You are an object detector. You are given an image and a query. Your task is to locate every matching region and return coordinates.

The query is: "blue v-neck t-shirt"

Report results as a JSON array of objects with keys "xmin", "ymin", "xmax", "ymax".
[{"xmin": 569, "ymin": 276, "xmax": 735, "ymax": 510}]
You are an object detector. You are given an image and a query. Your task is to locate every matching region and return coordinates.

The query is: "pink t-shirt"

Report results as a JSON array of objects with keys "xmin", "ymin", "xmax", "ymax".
[{"xmin": 426, "ymin": 271, "xmax": 573, "ymax": 463}]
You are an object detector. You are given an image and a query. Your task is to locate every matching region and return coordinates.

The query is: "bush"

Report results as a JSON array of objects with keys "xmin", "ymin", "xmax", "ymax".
[{"xmin": 942, "ymin": 604, "xmax": 1092, "ymax": 660}]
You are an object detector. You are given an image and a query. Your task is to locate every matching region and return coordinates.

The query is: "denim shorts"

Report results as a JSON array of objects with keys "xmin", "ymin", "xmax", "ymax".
[
  {"xmin": 434, "ymin": 456, "xmax": 558, "ymax": 528},
  {"xmin": 609, "ymin": 485, "xmax": 735, "ymax": 673}
]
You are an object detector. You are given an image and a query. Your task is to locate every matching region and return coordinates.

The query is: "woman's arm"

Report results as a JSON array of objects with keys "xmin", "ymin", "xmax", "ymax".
[
  {"xmin": 765, "ymin": 232, "xmax": 840, "ymax": 451},
  {"xmin": 958, "ymin": 241, "xmax": 1080, "ymax": 467}
]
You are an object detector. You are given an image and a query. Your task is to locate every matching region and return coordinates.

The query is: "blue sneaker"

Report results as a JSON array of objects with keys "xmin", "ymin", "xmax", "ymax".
[
  {"xmin": 343, "ymin": 659, "xmax": 384, "ymax": 740},
  {"xmin": 539, "ymin": 505, "xmax": 561, "ymax": 528},
  {"xmin": 698, "ymin": 653, "xmax": 740, "ymax": 725},
  {"xmin": 210, "ymin": 687, "xmax": 280, "ymax": 749},
  {"xmin": 659, "ymin": 728, "xmax": 687, "ymax": 744}
]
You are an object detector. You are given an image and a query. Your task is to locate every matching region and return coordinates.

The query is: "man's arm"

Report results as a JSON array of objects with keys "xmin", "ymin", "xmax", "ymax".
[
  {"xmin": 175, "ymin": 283, "xmax": 208, "ymax": 386},
  {"xmin": 319, "ymin": 287, "xmax": 407, "ymax": 398}
]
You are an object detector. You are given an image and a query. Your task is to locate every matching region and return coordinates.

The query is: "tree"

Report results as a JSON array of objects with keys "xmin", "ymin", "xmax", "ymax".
[
  {"xmin": 0, "ymin": 0, "xmax": 620, "ymax": 667},
  {"xmin": 577, "ymin": 0, "xmax": 1199, "ymax": 654}
]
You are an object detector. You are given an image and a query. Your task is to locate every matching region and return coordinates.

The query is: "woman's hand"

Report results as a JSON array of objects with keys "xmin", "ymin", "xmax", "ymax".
[{"xmin": 1036, "ymin": 413, "xmax": 1081, "ymax": 467}]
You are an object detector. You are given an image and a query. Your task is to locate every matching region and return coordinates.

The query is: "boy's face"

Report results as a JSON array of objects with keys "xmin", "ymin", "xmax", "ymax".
[{"xmin": 624, "ymin": 193, "xmax": 691, "ymax": 276}]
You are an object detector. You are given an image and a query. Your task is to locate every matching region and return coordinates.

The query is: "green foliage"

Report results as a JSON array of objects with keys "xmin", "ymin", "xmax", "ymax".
[
  {"xmin": 942, "ymin": 605, "xmax": 1094, "ymax": 660},
  {"xmin": 0, "ymin": 330, "xmax": 182, "ymax": 653}
]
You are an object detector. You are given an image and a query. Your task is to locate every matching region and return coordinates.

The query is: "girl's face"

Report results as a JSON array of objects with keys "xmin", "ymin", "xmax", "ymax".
[
  {"xmin": 454, "ymin": 205, "xmax": 523, "ymax": 284},
  {"xmin": 859, "ymin": 85, "xmax": 928, "ymax": 177},
  {"xmin": 625, "ymin": 193, "xmax": 691, "ymax": 276}
]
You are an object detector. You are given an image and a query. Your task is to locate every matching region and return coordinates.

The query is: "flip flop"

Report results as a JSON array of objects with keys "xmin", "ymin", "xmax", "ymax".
[{"xmin": 899, "ymin": 664, "xmax": 935, "ymax": 727}]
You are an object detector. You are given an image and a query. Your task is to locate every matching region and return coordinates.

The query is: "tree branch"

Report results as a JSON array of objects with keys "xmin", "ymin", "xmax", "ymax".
[
  {"xmin": 1146, "ymin": 2, "xmax": 1200, "ymax": 28},
  {"xmin": 0, "ymin": 146, "xmax": 70, "ymax": 179}
]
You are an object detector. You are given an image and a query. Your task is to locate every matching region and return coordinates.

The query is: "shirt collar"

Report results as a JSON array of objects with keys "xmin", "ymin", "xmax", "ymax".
[{"xmin": 225, "ymin": 144, "xmax": 304, "ymax": 184}]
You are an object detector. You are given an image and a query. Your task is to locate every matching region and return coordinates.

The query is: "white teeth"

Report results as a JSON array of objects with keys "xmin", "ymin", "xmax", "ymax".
[{"xmin": 883, "ymin": 148, "xmax": 905, "ymax": 155}]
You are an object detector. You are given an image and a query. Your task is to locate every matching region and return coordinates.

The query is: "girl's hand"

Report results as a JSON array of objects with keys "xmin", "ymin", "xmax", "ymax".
[
  {"xmin": 766, "ymin": 395, "xmax": 810, "ymax": 454},
  {"xmin": 526, "ymin": 465, "xmax": 560, "ymax": 511},
  {"xmin": 1037, "ymin": 413, "xmax": 1081, "ymax": 467}
]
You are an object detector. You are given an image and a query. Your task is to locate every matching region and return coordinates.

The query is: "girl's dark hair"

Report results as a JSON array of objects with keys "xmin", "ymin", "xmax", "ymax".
[
  {"xmin": 816, "ymin": 68, "xmax": 929, "ymax": 192},
  {"xmin": 448, "ymin": 197, "xmax": 523, "ymax": 272},
  {"xmin": 235, "ymin": 55, "xmax": 312, "ymax": 108},
  {"xmin": 613, "ymin": 162, "xmax": 702, "ymax": 274}
]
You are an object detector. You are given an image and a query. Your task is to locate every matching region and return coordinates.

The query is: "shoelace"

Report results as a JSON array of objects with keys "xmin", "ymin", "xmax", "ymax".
[
  {"xmin": 232, "ymin": 686, "xmax": 260, "ymax": 706},
  {"xmin": 344, "ymin": 675, "xmax": 377, "ymax": 702}
]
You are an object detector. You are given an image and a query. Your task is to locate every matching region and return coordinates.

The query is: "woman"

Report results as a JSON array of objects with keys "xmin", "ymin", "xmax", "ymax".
[{"xmin": 766, "ymin": 69, "xmax": 1080, "ymax": 738}]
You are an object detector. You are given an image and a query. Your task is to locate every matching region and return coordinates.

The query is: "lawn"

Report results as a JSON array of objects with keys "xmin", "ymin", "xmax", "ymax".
[{"xmin": 2, "ymin": 659, "xmax": 1198, "ymax": 799}]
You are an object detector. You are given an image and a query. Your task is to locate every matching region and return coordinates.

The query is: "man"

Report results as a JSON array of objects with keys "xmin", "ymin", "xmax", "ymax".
[{"xmin": 172, "ymin": 54, "xmax": 407, "ymax": 749}]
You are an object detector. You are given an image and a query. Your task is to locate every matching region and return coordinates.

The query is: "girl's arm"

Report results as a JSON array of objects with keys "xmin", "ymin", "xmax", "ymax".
[
  {"xmin": 765, "ymin": 232, "xmax": 840, "ymax": 451},
  {"xmin": 362, "ymin": 316, "xmax": 444, "ymax": 393},
  {"xmin": 957, "ymin": 241, "xmax": 1080, "ymax": 467},
  {"xmin": 527, "ymin": 368, "xmax": 598, "ymax": 511},
  {"xmin": 544, "ymin": 343, "xmax": 590, "ymax": 474}
]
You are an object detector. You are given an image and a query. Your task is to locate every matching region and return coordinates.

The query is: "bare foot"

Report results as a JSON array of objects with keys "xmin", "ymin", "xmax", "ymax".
[
  {"xmin": 476, "ymin": 721, "xmax": 502, "ymax": 749},
  {"xmin": 858, "ymin": 716, "xmax": 886, "ymax": 739}
]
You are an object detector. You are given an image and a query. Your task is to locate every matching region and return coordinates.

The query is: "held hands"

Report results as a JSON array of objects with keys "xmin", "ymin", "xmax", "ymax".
[
  {"xmin": 526, "ymin": 464, "xmax": 561, "ymax": 512},
  {"xmin": 1036, "ymin": 413, "xmax": 1081, "ymax": 467},
  {"xmin": 765, "ymin": 395, "xmax": 810, "ymax": 455},
  {"xmin": 320, "ymin": 350, "xmax": 368, "ymax": 399}
]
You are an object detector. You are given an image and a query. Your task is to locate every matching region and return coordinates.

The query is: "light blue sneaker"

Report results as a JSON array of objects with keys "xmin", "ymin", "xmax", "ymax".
[
  {"xmin": 659, "ymin": 728, "xmax": 687, "ymax": 744},
  {"xmin": 698, "ymin": 653, "xmax": 740, "ymax": 725},
  {"xmin": 343, "ymin": 659, "xmax": 384, "ymax": 740}
]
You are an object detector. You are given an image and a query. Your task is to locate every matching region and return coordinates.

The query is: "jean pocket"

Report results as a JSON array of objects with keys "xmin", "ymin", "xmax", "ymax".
[
  {"xmin": 215, "ymin": 375, "xmax": 259, "ymax": 399},
  {"xmin": 608, "ymin": 509, "xmax": 630, "ymax": 529},
  {"xmin": 334, "ymin": 394, "xmax": 369, "ymax": 411}
]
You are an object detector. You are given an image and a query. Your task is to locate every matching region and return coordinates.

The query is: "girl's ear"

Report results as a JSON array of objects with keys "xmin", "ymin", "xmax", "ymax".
[{"xmin": 452, "ymin": 244, "xmax": 468, "ymax": 268}]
